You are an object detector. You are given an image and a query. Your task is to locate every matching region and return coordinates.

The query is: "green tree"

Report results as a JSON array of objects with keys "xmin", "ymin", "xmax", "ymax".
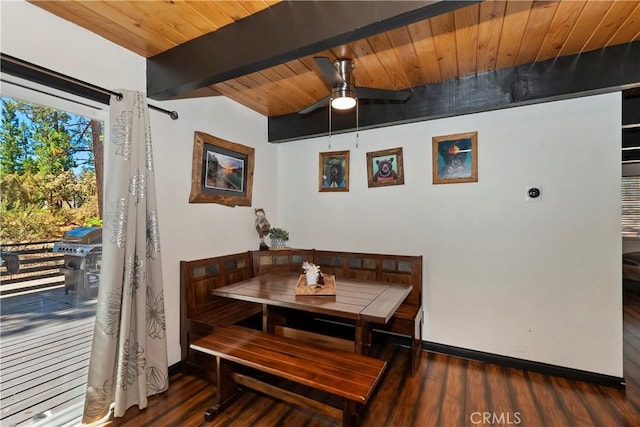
[
  {"xmin": 0, "ymin": 98, "xmax": 31, "ymax": 175},
  {"xmin": 0, "ymin": 96, "xmax": 101, "ymax": 242}
]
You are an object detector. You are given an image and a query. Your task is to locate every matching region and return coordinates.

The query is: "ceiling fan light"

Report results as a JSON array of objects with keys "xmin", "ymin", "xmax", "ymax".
[{"xmin": 331, "ymin": 89, "xmax": 356, "ymax": 110}]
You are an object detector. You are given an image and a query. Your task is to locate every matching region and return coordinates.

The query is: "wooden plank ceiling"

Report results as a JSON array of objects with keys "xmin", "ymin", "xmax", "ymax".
[{"xmin": 30, "ymin": 0, "xmax": 640, "ymax": 118}]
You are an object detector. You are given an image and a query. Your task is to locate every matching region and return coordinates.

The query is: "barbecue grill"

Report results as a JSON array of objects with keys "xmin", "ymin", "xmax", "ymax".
[{"xmin": 53, "ymin": 226, "xmax": 102, "ymax": 298}]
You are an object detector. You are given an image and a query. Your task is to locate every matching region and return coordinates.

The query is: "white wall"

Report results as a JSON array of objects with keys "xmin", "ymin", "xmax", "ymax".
[
  {"xmin": 278, "ymin": 94, "xmax": 623, "ymax": 376},
  {"xmin": 1, "ymin": 0, "xmax": 277, "ymax": 366}
]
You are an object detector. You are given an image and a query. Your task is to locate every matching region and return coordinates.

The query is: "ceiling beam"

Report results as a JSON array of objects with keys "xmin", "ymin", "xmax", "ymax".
[
  {"xmin": 146, "ymin": 0, "xmax": 478, "ymax": 100},
  {"xmin": 268, "ymin": 41, "xmax": 640, "ymax": 143}
]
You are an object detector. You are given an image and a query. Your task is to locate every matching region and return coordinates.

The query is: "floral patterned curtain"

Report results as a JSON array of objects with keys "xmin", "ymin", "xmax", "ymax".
[{"xmin": 82, "ymin": 90, "xmax": 168, "ymax": 423}]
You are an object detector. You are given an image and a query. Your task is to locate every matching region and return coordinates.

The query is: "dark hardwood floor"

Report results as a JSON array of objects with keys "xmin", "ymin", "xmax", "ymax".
[{"xmin": 102, "ymin": 292, "xmax": 640, "ymax": 426}]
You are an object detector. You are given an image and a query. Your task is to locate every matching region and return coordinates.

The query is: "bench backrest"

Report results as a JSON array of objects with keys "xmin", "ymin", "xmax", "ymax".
[
  {"xmin": 180, "ymin": 251, "xmax": 254, "ymax": 319},
  {"xmin": 313, "ymin": 250, "xmax": 423, "ymax": 307},
  {"xmin": 251, "ymin": 249, "xmax": 315, "ymax": 276}
]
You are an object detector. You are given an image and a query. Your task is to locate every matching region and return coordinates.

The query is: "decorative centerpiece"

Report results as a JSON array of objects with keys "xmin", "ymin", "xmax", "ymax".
[
  {"xmin": 269, "ymin": 227, "xmax": 289, "ymax": 249},
  {"xmin": 301, "ymin": 261, "xmax": 322, "ymax": 287},
  {"xmin": 296, "ymin": 261, "xmax": 336, "ymax": 295}
]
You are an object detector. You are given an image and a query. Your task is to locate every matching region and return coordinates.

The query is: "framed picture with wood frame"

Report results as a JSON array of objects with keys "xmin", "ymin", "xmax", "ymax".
[
  {"xmin": 432, "ymin": 131, "xmax": 478, "ymax": 184},
  {"xmin": 366, "ymin": 147, "xmax": 405, "ymax": 188},
  {"xmin": 319, "ymin": 150, "xmax": 349, "ymax": 192},
  {"xmin": 189, "ymin": 131, "xmax": 254, "ymax": 206}
]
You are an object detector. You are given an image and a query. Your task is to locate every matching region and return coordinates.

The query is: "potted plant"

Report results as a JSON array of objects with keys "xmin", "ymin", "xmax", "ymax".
[{"xmin": 268, "ymin": 227, "xmax": 289, "ymax": 249}]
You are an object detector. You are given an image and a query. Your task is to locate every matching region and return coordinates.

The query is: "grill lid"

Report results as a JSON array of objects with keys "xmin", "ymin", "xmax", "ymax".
[{"xmin": 62, "ymin": 227, "xmax": 102, "ymax": 245}]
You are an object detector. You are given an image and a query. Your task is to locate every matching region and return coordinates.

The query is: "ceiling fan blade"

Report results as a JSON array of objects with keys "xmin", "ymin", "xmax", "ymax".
[
  {"xmin": 298, "ymin": 95, "xmax": 330, "ymax": 115},
  {"xmin": 355, "ymin": 86, "xmax": 411, "ymax": 101},
  {"xmin": 314, "ymin": 56, "xmax": 345, "ymax": 87}
]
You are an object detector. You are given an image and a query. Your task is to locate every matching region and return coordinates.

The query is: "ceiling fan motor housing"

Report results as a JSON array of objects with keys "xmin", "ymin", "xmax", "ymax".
[{"xmin": 332, "ymin": 59, "xmax": 355, "ymax": 99}]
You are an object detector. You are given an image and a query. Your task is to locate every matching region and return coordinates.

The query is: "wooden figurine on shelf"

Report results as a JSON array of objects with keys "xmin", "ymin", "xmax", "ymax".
[{"xmin": 254, "ymin": 208, "xmax": 271, "ymax": 251}]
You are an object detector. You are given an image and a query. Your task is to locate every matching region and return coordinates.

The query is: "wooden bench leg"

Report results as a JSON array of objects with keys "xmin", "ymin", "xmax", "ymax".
[
  {"xmin": 342, "ymin": 400, "xmax": 360, "ymax": 427},
  {"xmin": 204, "ymin": 357, "xmax": 237, "ymax": 421},
  {"xmin": 410, "ymin": 311, "xmax": 424, "ymax": 375}
]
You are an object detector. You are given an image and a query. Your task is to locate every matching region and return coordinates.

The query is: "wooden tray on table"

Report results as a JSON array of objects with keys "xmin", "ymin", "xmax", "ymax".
[{"xmin": 295, "ymin": 273, "xmax": 336, "ymax": 295}]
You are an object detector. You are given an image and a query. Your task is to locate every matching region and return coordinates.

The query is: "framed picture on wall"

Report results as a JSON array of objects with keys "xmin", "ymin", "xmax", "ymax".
[
  {"xmin": 366, "ymin": 147, "xmax": 405, "ymax": 188},
  {"xmin": 432, "ymin": 131, "xmax": 478, "ymax": 184},
  {"xmin": 319, "ymin": 150, "xmax": 349, "ymax": 192},
  {"xmin": 189, "ymin": 131, "xmax": 254, "ymax": 206}
]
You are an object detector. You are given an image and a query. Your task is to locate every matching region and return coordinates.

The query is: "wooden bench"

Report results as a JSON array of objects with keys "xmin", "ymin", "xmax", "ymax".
[
  {"xmin": 251, "ymin": 248, "xmax": 314, "ymax": 276},
  {"xmin": 180, "ymin": 252, "xmax": 262, "ymax": 377},
  {"xmin": 314, "ymin": 250, "xmax": 423, "ymax": 374},
  {"xmin": 190, "ymin": 325, "xmax": 386, "ymax": 427}
]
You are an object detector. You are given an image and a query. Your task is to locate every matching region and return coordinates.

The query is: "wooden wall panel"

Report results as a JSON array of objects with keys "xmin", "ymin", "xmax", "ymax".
[
  {"xmin": 454, "ymin": 3, "xmax": 480, "ymax": 78},
  {"xmin": 515, "ymin": 1, "xmax": 559, "ymax": 65},
  {"xmin": 476, "ymin": 1, "xmax": 507, "ymax": 73},
  {"xmin": 495, "ymin": 1, "xmax": 533, "ymax": 70}
]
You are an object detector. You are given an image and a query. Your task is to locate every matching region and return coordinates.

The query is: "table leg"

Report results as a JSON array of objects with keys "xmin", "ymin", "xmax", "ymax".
[
  {"xmin": 263, "ymin": 304, "xmax": 286, "ymax": 334},
  {"xmin": 354, "ymin": 320, "xmax": 372, "ymax": 356}
]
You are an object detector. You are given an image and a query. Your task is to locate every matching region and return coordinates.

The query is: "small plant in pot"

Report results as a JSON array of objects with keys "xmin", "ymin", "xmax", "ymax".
[{"xmin": 268, "ymin": 227, "xmax": 289, "ymax": 249}]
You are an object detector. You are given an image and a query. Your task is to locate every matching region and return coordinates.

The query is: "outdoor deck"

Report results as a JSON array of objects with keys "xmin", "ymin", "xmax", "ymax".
[{"xmin": 0, "ymin": 282, "xmax": 97, "ymax": 426}]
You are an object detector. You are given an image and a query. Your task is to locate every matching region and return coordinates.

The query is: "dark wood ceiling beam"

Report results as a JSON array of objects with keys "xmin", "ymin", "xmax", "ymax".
[
  {"xmin": 146, "ymin": 0, "xmax": 479, "ymax": 100},
  {"xmin": 268, "ymin": 41, "xmax": 640, "ymax": 143}
]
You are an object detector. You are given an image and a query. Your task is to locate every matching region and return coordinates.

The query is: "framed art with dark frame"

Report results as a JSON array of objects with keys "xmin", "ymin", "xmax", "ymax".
[
  {"xmin": 319, "ymin": 150, "xmax": 349, "ymax": 192},
  {"xmin": 189, "ymin": 131, "xmax": 254, "ymax": 206},
  {"xmin": 432, "ymin": 131, "xmax": 478, "ymax": 184},
  {"xmin": 366, "ymin": 147, "xmax": 405, "ymax": 188}
]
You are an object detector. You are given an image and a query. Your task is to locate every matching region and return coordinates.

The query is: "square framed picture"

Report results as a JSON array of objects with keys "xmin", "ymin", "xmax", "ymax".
[
  {"xmin": 432, "ymin": 131, "xmax": 478, "ymax": 184},
  {"xmin": 319, "ymin": 150, "xmax": 349, "ymax": 192},
  {"xmin": 366, "ymin": 147, "xmax": 404, "ymax": 188},
  {"xmin": 189, "ymin": 131, "xmax": 254, "ymax": 206}
]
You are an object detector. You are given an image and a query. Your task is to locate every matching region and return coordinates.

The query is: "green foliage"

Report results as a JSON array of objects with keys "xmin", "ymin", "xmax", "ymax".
[
  {"xmin": 269, "ymin": 227, "xmax": 289, "ymax": 240},
  {"xmin": 85, "ymin": 217, "xmax": 103, "ymax": 228},
  {"xmin": 0, "ymin": 96, "xmax": 101, "ymax": 243},
  {"xmin": 0, "ymin": 201, "xmax": 61, "ymax": 242}
]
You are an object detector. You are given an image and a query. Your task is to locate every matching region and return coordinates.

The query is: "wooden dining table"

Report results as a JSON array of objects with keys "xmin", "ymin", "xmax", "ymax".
[{"xmin": 211, "ymin": 272, "xmax": 412, "ymax": 355}]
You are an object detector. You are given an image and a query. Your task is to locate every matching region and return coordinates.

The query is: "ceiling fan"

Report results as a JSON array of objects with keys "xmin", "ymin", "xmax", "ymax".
[{"xmin": 298, "ymin": 57, "xmax": 411, "ymax": 115}]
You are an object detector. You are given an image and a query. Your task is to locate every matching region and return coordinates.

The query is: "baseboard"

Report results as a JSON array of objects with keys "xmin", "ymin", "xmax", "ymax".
[
  {"xmin": 168, "ymin": 361, "xmax": 184, "ymax": 377},
  {"xmin": 422, "ymin": 341, "xmax": 626, "ymax": 389}
]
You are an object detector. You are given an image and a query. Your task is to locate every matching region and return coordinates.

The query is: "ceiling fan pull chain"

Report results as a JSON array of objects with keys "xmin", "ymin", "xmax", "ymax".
[
  {"xmin": 356, "ymin": 100, "xmax": 359, "ymax": 148},
  {"xmin": 328, "ymin": 100, "xmax": 332, "ymax": 149}
]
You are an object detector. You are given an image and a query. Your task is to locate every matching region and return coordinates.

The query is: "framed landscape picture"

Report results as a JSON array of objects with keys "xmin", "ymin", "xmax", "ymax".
[
  {"xmin": 319, "ymin": 150, "xmax": 349, "ymax": 192},
  {"xmin": 432, "ymin": 131, "xmax": 478, "ymax": 184},
  {"xmin": 366, "ymin": 147, "xmax": 404, "ymax": 188},
  {"xmin": 189, "ymin": 131, "xmax": 254, "ymax": 206}
]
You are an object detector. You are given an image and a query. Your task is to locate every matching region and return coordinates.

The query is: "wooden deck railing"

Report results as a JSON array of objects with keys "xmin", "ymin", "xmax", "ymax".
[{"xmin": 1, "ymin": 240, "xmax": 64, "ymax": 294}]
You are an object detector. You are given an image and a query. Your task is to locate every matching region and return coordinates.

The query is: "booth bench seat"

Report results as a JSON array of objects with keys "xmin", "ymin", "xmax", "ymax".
[{"xmin": 191, "ymin": 325, "xmax": 386, "ymax": 426}]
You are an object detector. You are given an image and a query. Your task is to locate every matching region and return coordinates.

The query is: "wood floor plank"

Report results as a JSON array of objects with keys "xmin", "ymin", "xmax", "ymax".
[
  {"xmin": 548, "ymin": 376, "xmax": 598, "ymax": 425},
  {"xmin": 464, "ymin": 360, "xmax": 488, "ymax": 422},
  {"xmin": 360, "ymin": 344, "xmax": 402, "ymax": 425},
  {"xmin": 385, "ymin": 346, "xmax": 429, "ymax": 426},
  {"xmin": 573, "ymin": 380, "xmax": 625, "ymax": 426},
  {"xmin": 438, "ymin": 356, "xmax": 466, "ymax": 427},
  {"xmin": 413, "ymin": 352, "xmax": 447, "ymax": 427},
  {"xmin": 484, "ymin": 363, "xmax": 516, "ymax": 419},
  {"xmin": 504, "ymin": 367, "xmax": 545, "ymax": 426},
  {"xmin": 525, "ymin": 371, "xmax": 572, "ymax": 427}
]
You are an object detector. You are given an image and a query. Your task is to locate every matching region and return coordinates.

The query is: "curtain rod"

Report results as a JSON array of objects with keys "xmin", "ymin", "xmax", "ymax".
[{"xmin": 0, "ymin": 53, "xmax": 179, "ymax": 120}]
